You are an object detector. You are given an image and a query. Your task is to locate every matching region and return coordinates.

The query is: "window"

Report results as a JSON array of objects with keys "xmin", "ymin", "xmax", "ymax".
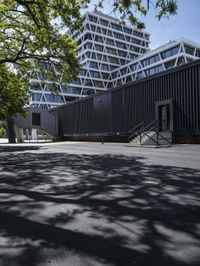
[
  {"xmin": 32, "ymin": 93, "xmax": 41, "ymax": 101},
  {"xmin": 129, "ymin": 46, "xmax": 140, "ymax": 53},
  {"xmin": 95, "ymin": 35, "xmax": 103, "ymax": 42},
  {"xmin": 164, "ymin": 59, "xmax": 176, "ymax": 69},
  {"xmin": 96, "ymin": 27, "xmax": 101, "ymax": 33},
  {"xmin": 97, "ymin": 54, "xmax": 102, "ymax": 60},
  {"xmin": 66, "ymin": 87, "xmax": 81, "ymax": 94},
  {"xmin": 142, "ymin": 54, "xmax": 160, "ymax": 67},
  {"xmin": 117, "ymin": 79, "xmax": 122, "ymax": 86},
  {"xmin": 106, "ymin": 47, "xmax": 117, "ymax": 55},
  {"xmin": 101, "ymin": 64, "xmax": 109, "ymax": 71},
  {"xmin": 184, "ymin": 45, "xmax": 194, "ymax": 55},
  {"xmin": 131, "ymin": 38, "xmax": 141, "ymax": 45},
  {"xmin": 31, "ymin": 82, "xmax": 41, "ymax": 90},
  {"xmin": 196, "ymin": 49, "xmax": 200, "ymax": 57},
  {"xmin": 133, "ymin": 31, "xmax": 143, "ymax": 38},
  {"xmin": 120, "ymin": 59, "xmax": 126, "ymax": 65},
  {"xmin": 100, "ymin": 19, "xmax": 108, "ymax": 26},
  {"xmin": 110, "ymin": 65, "xmax": 118, "ymax": 71},
  {"xmin": 91, "ymin": 53, "xmax": 96, "ymax": 59},
  {"xmin": 108, "ymin": 56, "xmax": 119, "ymax": 64},
  {"xmin": 126, "ymin": 75, "xmax": 132, "ymax": 83},
  {"xmin": 177, "ymin": 57, "xmax": 185, "ymax": 65},
  {"xmin": 91, "ymin": 25, "xmax": 95, "ymax": 31},
  {"xmin": 101, "ymin": 73, "xmax": 109, "ymax": 79},
  {"xmin": 95, "ymin": 44, "xmax": 103, "ymax": 52},
  {"xmin": 116, "ymin": 41, "xmax": 126, "ymax": 49},
  {"xmin": 121, "ymin": 68, "xmax": 127, "ymax": 75},
  {"xmin": 90, "ymin": 70, "xmax": 100, "ymax": 78},
  {"xmin": 145, "ymin": 65, "xmax": 164, "ymax": 76},
  {"xmin": 112, "ymin": 72, "xmax": 117, "ymax": 79},
  {"xmin": 84, "ymin": 43, "xmax": 92, "ymax": 49},
  {"xmin": 89, "ymin": 62, "xmax": 98, "ymax": 69},
  {"xmin": 32, "ymin": 113, "xmax": 41, "ymax": 126},
  {"xmin": 161, "ymin": 46, "xmax": 179, "ymax": 59},
  {"xmin": 130, "ymin": 64, "xmax": 138, "ymax": 71},
  {"xmin": 186, "ymin": 58, "xmax": 193, "ymax": 63},
  {"xmin": 106, "ymin": 39, "xmax": 114, "ymax": 46},
  {"xmin": 118, "ymin": 50, "xmax": 127, "ymax": 57},
  {"xmin": 130, "ymin": 53, "xmax": 136, "ymax": 59},
  {"xmin": 113, "ymin": 32, "xmax": 124, "ymax": 40},
  {"xmin": 88, "ymin": 15, "xmax": 97, "ymax": 23},
  {"xmin": 111, "ymin": 22, "xmax": 122, "ymax": 31},
  {"xmin": 84, "ymin": 33, "xmax": 92, "ymax": 40},
  {"xmin": 85, "ymin": 79, "xmax": 93, "ymax": 86},
  {"xmin": 93, "ymin": 80, "xmax": 103, "ymax": 87},
  {"xmin": 80, "ymin": 69, "xmax": 86, "ymax": 76},
  {"xmin": 102, "ymin": 28, "xmax": 107, "ymax": 35},
  {"xmin": 107, "ymin": 30, "xmax": 112, "ymax": 37},
  {"xmin": 83, "ymin": 88, "xmax": 95, "ymax": 95},
  {"xmin": 124, "ymin": 27, "xmax": 132, "ymax": 35},
  {"xmin": 45, "ymin": 95, "xmax": 63, "ymax": 103}
]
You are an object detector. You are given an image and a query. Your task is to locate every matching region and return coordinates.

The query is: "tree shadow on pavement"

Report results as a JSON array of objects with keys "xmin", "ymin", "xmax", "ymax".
[
  {"xmin": 0, "ymin": 145, "xmax": 42, "ymax": 153},
  {"xmin": 0, "ymin": 149, "xmax": 200, "ymax": 266}
]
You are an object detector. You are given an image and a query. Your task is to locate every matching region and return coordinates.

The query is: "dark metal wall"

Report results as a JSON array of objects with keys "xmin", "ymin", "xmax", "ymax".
[{"xmin": 54, "ymin": 60, "xmax": 200, "ymax": 138}]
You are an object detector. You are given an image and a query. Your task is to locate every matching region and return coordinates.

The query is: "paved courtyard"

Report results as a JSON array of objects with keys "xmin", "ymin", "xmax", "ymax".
[{"xmin": 0, "ymin": 141, "xmax": 200, "ymax": 266}]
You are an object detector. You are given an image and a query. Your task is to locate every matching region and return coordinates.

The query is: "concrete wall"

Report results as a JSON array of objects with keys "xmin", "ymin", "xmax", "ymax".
[{"xmin": 14, "ymin": 107, "xmax": 57, "ymax": 138}]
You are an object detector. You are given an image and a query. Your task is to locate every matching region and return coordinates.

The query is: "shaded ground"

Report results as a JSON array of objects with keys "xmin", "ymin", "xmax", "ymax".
[{"xmin": 0, "ymin": 142, "xmax": 200, "ymax": 266}]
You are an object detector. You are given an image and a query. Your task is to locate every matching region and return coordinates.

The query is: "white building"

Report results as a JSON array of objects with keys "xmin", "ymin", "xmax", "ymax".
[
  {"xmin": 29, "ymin": 10, "xmax": 150, "ymax": 108},
  {"xmin": 110, "ymin": 38, "xmax": 200, "ymax": 87},
  {"xmin": 29, "ymin": 11, "xmax": 200, "ymax": 109}
]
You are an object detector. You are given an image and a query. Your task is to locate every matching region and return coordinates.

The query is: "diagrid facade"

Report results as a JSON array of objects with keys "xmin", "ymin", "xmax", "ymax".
[{"xmin": 29, "ymin": 11, "xmax": 200, "ymax": 109}]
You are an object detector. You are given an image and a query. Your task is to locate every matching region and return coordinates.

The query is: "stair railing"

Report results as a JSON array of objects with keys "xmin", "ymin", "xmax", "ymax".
[
  {"xmin": 128, "ymin": 121, "xmax": 144, "ymax": 141},
  {"xmin": 129, "ymin": 120, "xmax": 173, "ymax": 146},
  {"xmin": 139, "ymin": 120, "xmax": 159, "ymax": 145},
  {"xmin": 156, "ymin": 131, "xmax": 172, "ymax": 146}
]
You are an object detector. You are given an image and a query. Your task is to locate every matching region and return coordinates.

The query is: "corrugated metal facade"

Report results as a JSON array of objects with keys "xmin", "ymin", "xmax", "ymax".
[{"xmin": 54, "ymin": 60, "xmax": 200, "ymax": 142}]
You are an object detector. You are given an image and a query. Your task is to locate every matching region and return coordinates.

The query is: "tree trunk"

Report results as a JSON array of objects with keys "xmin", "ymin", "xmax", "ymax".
[{"xmin": 6, "ymin": 117, "xmax": 16, "ymax": 143}]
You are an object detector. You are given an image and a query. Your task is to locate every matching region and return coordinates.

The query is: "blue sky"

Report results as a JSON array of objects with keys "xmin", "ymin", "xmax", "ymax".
[{"xmin": 86, "ymin": 0, "xmax": 200, "ymax": 49}]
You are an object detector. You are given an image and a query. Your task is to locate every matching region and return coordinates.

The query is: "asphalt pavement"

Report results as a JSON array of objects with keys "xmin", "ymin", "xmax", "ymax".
[{"xmin": 0, "ymin": 141, "xmax": 200, "ymax": 266}]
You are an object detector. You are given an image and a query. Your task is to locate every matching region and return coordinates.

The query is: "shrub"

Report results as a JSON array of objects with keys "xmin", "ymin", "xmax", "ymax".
[{"xmin": 0, "ymin": 127, "xmax": 6, "ymax": 138}]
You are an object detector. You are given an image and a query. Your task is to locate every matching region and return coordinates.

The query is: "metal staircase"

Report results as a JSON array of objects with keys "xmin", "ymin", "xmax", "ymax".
[{"xmin": 128, "ymin": 120, "xmax": 173, "ymax": 146}]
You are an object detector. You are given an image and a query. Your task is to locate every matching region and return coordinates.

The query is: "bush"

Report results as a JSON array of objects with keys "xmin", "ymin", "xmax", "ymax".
[{"xmin": 0, "ymin": 127, "xmax": 6, "ymax": 138}]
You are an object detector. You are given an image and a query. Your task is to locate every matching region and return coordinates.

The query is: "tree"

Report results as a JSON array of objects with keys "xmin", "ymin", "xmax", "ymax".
[
  {"xmin": 0, "ymin": 0, "xmax": 88, "ymax": 142},
  {"xmin": 0, "ymin": 0, "xmax": 178, "ymax": 68},
  {"xmin": 0, "ymin": 65, "xmax": 28, "ymax": 142},
  {"xmin": 0, "ymin": 0, "xmax": 86, "ymax": 81},
  {"xmin": 96, "ymin": 0, "xmax": 178, "ymax": 29},
  {"xmin": 0, "ymin": 0, "xmax": 177, "ymax": 142},
  {"xmin": 0, "ymin": 126, "xmax": 6, "ymax": 138}
]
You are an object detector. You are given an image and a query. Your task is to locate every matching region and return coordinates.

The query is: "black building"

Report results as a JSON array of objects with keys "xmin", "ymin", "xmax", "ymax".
[{"xmin": 52, "ymin": 60, "xmax": 200, "ymax": 144}]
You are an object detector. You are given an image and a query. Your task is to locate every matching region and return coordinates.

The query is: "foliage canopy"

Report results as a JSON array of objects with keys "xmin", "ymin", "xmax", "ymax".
[
  {"xmin": 95, "ymin": 0, "xmax": 178, "ymax": 29},
  {"xmin": 0, "ymin": 65, "xmax": 28, "ymax": 119}
]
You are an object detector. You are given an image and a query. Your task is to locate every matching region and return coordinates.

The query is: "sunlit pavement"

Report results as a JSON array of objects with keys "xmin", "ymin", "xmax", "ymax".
[{"xmin": 0, "ymin": 142, "xmax": 200, "ymax": 266}]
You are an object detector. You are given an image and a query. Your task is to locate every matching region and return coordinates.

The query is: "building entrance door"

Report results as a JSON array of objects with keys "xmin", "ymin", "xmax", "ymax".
[
  {"xmin": 159, "ymin": 104, "xmax": 170, "ymax": 131},
  {"xmin": 156, "ymin": 100, "xmax": 173, "ymax": 132}
]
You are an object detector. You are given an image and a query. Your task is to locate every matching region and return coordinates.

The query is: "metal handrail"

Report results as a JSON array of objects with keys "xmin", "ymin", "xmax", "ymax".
[
  {"xmin": 128, "ymin": 121, "xmax": 144, "ymax": 140},
  {"xmin": 156, "ymin": 131, "xmax": 172, "ymax": 146},
  {"xmin": 139, "ymin": 120, "xmax": 158, "ymax": 144},
  {"xmin": 140, "ymin": 120, "xmax": 158, "ymax": 134},
  {"xmin": 128, "ymin": 121, "xmax": 144, "ymax": 134},
  {"xmin": 141, "ymin": 130, "xmax": 159, "ymax": 145}
]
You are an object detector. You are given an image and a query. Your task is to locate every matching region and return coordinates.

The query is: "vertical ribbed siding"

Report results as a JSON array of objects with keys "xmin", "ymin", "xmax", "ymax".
[{"xmin": 56, "ymin": 61, "xmax": 200, "ymax": 136}]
